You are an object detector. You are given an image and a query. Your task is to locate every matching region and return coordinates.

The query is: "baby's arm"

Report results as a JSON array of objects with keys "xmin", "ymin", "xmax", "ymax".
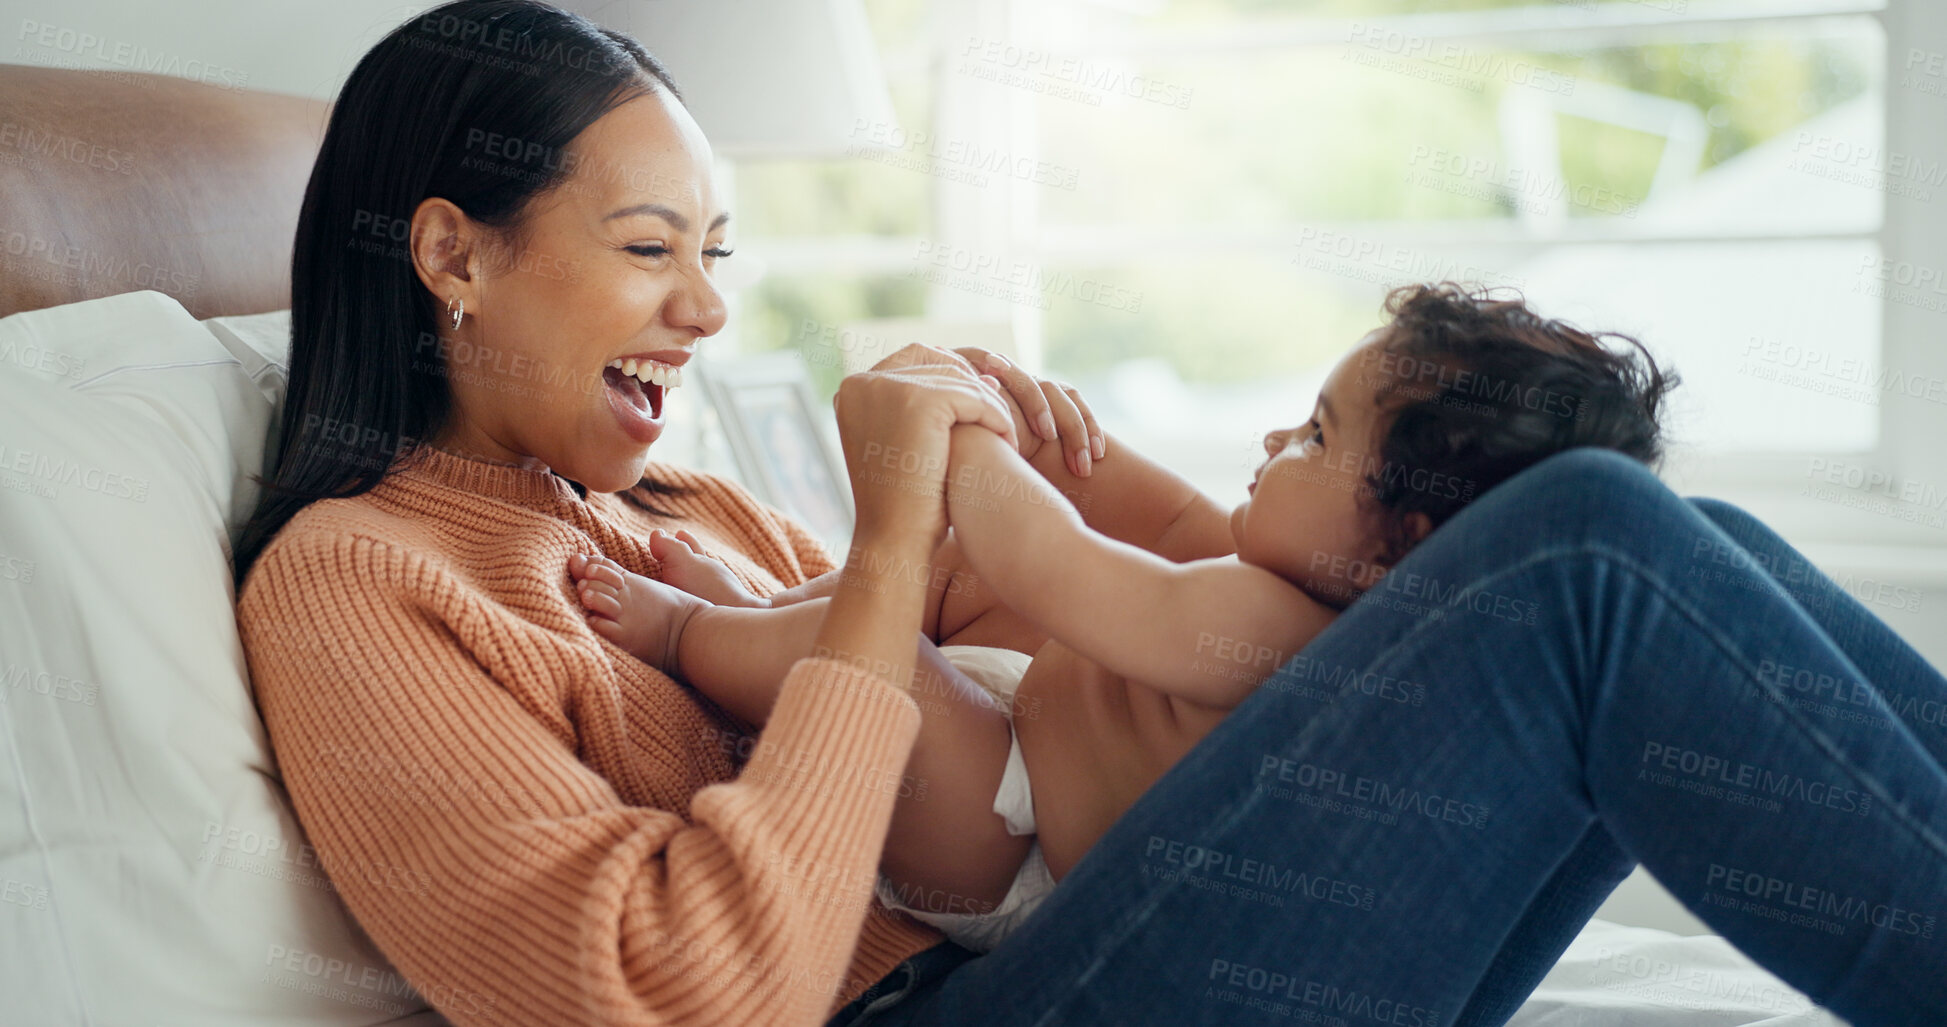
[
  {"xmin": 945, "ymin": 425, "xmax": 1336, "ymax": 706},
  {"xmin": 1014, "ymin": 424, "xmax": 1236, "ymax": 563}
]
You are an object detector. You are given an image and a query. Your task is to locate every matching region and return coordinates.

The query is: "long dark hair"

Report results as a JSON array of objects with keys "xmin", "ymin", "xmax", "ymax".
[
  {"xmin": 234, "ymin": 0, "xmax": 686, "ymax": 584},
  {"xmin": 1360, "ymin": 282, "xmax": 1678, "ymax": 565}
]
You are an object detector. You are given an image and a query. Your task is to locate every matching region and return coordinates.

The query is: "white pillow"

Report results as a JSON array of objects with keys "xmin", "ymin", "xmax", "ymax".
[{"xmin": 0, "ymin": 293, "xmax": 444, "ymax": 1026}]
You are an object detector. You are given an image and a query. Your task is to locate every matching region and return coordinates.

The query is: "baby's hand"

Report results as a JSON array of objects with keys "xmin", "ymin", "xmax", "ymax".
[
  {"xmin": 570, "ymin": 552, "xmax": 707, "ymax": 673},
  {"xmin": 649, "ymin": 529, "xmax": 769, "ymax": 608}
]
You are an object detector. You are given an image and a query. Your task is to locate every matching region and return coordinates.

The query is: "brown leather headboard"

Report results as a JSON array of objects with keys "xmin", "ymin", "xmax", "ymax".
[{"xmin": 0, "ymin": 64, "xmax": 330, "ymax": 319}]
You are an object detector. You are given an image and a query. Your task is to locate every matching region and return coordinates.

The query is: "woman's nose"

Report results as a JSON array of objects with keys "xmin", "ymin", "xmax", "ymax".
[{"xmin": 666, "ymin": 263, "xmax": 728, "ymax": 337}]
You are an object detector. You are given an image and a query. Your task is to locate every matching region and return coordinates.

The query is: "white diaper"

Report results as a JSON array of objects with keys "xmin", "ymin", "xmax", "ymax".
[{"xmin": 875, "ymin": 645, "xmax": 1054, "ymax": 952}]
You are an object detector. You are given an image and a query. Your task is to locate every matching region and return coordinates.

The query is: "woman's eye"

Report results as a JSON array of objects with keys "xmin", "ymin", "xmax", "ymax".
[
  {"xmin": 704, "ymin": 247, "xmax": 734, "ymax": 260},
  {"xmin": 625, "ymin": 244, "xmax": 669, "ymax": 258},
  {"xmin": 1303, "ymin": 423, "xmax": 1325, "ymax": 449}
]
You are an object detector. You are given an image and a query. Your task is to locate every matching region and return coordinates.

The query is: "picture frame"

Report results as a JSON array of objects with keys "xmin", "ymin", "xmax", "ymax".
[{"xmin": 695, "ymin": 352, "xmax": 855, "ymax": 548}]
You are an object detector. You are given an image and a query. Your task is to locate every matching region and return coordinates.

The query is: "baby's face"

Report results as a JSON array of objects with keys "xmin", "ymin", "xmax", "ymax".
[{"xmin": 1231, "ymin": 333, "xmax": 1394, "ymax": 607}]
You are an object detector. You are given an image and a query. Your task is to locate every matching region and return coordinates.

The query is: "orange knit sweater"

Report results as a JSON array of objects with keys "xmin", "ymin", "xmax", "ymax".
[{"xmin": 236, "ymin": 447, "xmax": 941, "ymax": 1026}]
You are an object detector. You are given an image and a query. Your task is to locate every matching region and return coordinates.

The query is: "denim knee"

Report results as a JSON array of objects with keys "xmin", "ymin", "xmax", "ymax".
[
  {"xmin": 1444, "ymin": 446, "xmax": 1665, "ymax": 543},
  {"xmin": 1685, "ymin": 495, "xmax": 1758, "ymax": 533}
]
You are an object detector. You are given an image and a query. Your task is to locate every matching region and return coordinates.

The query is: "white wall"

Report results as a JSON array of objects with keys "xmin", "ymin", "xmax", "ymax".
[{"xmin": 5, "ymin": 0, "xmax": 432, "ymax": 99}]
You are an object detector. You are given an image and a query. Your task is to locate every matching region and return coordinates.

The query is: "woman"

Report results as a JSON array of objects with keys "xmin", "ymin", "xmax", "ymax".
[
  {"xmin": 236, "ymin": 3, "xmax": 1090, "ymax": 1023},
  {"xmin": 236, "ymin": 3, "xmax": 1946, "ymax": 1026}
]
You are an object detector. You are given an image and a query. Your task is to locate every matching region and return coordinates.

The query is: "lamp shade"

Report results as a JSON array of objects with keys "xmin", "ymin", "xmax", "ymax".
[{"xmin": 564, "ymin": 0, "xmax": 899, "ymax": 158}]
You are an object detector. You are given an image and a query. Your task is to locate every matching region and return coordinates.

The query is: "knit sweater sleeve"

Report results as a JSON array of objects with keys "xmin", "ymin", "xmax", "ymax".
[{"xmin": 239, "ymin": 528, "xmax": 920, "ymax": 1027}]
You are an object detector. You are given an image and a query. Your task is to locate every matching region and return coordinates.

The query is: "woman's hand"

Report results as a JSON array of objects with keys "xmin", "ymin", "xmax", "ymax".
[
  {"xmin": 837, "ymin": 345, "xmax": 1017, "ymax": 556},
  {"xmin": 952, "ymin": 346, "xmax": 1106, "ymax": 478}
]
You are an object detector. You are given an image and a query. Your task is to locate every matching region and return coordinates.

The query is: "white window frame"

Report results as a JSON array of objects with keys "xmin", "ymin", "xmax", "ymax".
[{"xmin": 741, "ymin": 0, "xmax": 1947, "ymax": 563}]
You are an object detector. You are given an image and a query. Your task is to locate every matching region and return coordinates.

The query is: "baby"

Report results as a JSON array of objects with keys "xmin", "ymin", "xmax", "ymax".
[{"xmin": 568, "ymin": 283, "xmax": 1674, "ymax": 951}]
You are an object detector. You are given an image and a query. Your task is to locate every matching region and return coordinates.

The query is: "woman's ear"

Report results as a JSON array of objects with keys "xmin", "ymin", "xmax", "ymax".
[{"xmin": 409, "ymin": 197, "xmax": 480, "ymax": 312}]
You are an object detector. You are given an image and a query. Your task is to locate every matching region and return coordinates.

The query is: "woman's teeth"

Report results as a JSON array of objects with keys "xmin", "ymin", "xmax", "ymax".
[{"xmin": 608, "ymin": 357, "xmax": 683, "ymax": 389}]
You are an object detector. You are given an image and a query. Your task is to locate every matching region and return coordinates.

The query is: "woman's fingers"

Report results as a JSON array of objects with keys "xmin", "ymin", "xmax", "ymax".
[
  {"xmin": 950, "ymin": 346, "xmax": 1105, "ymax": 468},
  {"xmin": 962, "ymin": 348, "xmax": 1058, "ymax": 442},
  {"xmin": 1066, "ymin": 382, "xmax": 1107, "ymax": 461},
  {"xmin": 1038, "ymin": 378, "xmax": 1095, "ymax": 477}
]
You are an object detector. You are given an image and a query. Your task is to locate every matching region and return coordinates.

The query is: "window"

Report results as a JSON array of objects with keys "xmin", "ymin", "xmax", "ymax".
[{"xmin": 733, "ymin": 0, "xmax": 1947, "ymax": 548}]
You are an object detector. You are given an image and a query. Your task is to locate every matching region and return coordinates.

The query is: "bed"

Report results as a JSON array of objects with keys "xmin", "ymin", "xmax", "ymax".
[{"xmin": 0, "ymin": 61, "xmax": 1845, "ymax": 1026}]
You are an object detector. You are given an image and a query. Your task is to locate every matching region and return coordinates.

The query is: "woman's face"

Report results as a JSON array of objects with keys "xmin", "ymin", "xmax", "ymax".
[{"xmin": 419, "ymin": 85, "xmax": 730, "ymax": 493}]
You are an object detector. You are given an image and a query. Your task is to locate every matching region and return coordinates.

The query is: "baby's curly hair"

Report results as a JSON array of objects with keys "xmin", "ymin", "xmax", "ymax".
[{"xmin": 1359, "ymin": 282, "xmax": 1678, "ymax": 565}]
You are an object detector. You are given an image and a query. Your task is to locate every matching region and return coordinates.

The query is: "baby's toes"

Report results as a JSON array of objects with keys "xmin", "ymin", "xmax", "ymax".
[
  {"xmin": 579, "ymin": 556, "xmax": 629, "ymax": 589},
  {"xmin": 586, "ymin": 614, "xmax": 624, "ymax": 643},
  {"xmin": 577, "ymin": 581, "xmax": 622, "ymax": 618}
]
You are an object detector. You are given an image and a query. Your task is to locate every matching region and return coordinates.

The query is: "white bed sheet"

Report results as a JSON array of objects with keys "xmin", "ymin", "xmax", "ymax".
[{"xmin": 1509, "ymin": 918, "xmax": 1847, "ymax": 1026}]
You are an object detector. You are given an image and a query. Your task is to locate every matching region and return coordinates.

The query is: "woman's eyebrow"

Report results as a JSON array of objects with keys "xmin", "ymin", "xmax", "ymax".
[
  {"xmin": 602, "ymin": 204, "xmax": 732, "ymax": 233},
  {"xmin": 1318, "ymin": 393, "xmax": 1337, "ymax": 425}
]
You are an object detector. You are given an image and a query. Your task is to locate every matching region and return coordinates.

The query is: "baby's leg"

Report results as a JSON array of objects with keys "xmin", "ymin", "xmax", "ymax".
[
  {"xmin": 680, "ymin": 601, "xmax": 1035, "ymax": 911},
  {"xmin": 576, "ymin": 555, "xmax": 1034, "ymax": 911}
]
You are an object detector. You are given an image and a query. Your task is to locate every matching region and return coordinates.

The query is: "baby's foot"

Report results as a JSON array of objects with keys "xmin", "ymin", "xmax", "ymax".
[
  {"xmin": 569, "ymin": 552, "xmax": 708, "ymax": 672},
  {"xmin": 649, "ymin": 529, "xmax": 769, "ymax": 608}
]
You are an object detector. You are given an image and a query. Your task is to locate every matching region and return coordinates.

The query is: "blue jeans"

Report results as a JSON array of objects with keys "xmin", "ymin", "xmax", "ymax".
[{"xmin": 832, "ymin": 448, "xmax": 1947, "ymax": 1027}]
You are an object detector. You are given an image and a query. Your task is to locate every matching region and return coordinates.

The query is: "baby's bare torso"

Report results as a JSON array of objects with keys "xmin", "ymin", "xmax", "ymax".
[{"xmin": 1010, "ymin": 640, "xmax": 1233, "ymax": 880}]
